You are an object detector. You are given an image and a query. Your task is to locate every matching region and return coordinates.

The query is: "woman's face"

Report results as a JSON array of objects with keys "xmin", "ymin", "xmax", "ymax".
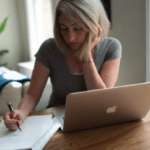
[{"xmin": 59, "ymin": 13, "xmax": 88, "ymax": 51}]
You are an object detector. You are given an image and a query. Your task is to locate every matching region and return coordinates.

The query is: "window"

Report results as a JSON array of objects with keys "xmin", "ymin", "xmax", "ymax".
[
  {"xmin": 25, "ymin": 0, "xmax": 54, "ymax": 61},
  {"xmin": 41, "ymin": 0, "xmax": 54, "ymax": 40}
]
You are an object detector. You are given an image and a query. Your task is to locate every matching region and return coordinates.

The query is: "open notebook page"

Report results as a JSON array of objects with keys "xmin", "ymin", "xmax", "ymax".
[{"xmin": 0, "ymin": 114, "xmax": 61, "ymax": 150}]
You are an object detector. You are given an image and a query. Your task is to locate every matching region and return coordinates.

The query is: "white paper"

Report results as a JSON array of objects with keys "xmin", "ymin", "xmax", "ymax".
[
  {"xmin": 0, "ymin": 115, "xmax": 61, "ymax": 150},
  {"xmin": 32, "ymin": 117, "xmax": 61, "ymax": 150}
]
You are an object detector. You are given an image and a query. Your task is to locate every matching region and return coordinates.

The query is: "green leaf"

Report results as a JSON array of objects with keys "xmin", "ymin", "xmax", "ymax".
[
  {"xmin": 0, "ymin": 50, "xmax": 9, "ymax": 57},
  {"xmin": 0, "ymin": 63, "xmax": 7, "ymax": 67},
  {"xmin": 0, "ymin": 16, "xmax": 9, "ymax": 34}
]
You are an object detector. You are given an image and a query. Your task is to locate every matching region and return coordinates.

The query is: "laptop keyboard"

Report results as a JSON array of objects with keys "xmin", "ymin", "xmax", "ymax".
[
  {"xmin": 62, "ymin": 116, "xmax": 65, "ymax": 121},
  {"xmin": 53, "ymin": 109, "xmax": 65, "ymax": 128}
]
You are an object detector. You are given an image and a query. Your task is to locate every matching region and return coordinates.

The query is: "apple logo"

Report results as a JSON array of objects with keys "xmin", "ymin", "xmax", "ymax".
[{"xmin": 106, "ymin": 105, "xmax": 117, "ymax": 113}]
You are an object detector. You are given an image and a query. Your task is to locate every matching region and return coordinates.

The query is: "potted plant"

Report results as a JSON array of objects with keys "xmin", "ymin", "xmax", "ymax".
[{"xmin": 0, "ymin": 16, "xmax": 9, "ymax": 67}]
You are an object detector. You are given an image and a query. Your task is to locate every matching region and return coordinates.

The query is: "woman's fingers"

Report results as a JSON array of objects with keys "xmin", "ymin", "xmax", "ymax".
[
  {"xmin": 91, "ymin": 34, "xmax": 100, "ymax": 50},
  {"xmin": 4, "ymin": 119, "xmax": 18, "ymax": 131},
  {"xmin": 5, "ymin": 123, "xmax": 18, "ymax": 131},
  {"xmin": 3, "ymin": 110, "xmax": 24, "ymax": 131},
  {"xmin": 98, "ymin": 25, "xmax": 102, "ymax": 36}
]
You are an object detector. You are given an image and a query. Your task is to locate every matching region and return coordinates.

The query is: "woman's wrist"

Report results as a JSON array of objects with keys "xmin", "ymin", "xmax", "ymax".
[
  {"xmin": 82, "ymin": 53, "xmax": 94, "ymax": 63},
  {"xmin": 82, "ymin": 60, "xmax": 93, "ymax": 63}
]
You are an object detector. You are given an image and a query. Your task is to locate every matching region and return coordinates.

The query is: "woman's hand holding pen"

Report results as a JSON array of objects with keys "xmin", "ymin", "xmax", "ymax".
[{"xmin": 3, "ymin": 110, "xmax": 26, "ymax": 131}]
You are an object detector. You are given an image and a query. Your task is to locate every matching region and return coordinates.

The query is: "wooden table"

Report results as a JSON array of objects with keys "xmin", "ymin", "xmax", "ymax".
[{"xmin": 31, "ymin": 105, "xmax": 150, "ymax": 150}]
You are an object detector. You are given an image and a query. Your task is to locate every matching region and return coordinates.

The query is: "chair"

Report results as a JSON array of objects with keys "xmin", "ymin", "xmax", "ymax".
[
  {"xmin": 0, "ymin": 67, "xmax": 30, "ymax": 121},
  {"xmin": 0, "ymin": 67, "xmax": 50, "ymax": 122}
]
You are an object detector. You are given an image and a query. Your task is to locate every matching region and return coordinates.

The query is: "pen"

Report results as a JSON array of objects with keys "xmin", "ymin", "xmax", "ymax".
[{"xmin": 6, "ymin": 102, "xmax": 22, "ymax": 131}]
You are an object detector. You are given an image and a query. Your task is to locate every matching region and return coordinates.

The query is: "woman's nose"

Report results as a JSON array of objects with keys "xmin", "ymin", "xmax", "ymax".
[{"xmin": 68, "ymin": 30, "xmax": 76, "ymax": 42}]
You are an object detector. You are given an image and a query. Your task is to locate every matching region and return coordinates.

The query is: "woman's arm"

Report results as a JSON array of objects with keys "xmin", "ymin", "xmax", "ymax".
[
  {"xmin": 3, "ymin": 59, "xmax": 50, "ymax": 130},
  {"xmin": 82, "ymin": 56, "xmax": 121, "ymax": 90},
  {"xmin": 18, "ymin": 59, "xmax": 50, "ymax": 117},
  {"xmin": 82, "ymin": 31, "xmax": 121, "ymax": 90}
]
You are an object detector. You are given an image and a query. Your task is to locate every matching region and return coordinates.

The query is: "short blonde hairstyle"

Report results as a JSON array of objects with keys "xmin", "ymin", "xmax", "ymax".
[{"xmin": 54, "ymin": 0, "xmax": 110, "ymax": 60}]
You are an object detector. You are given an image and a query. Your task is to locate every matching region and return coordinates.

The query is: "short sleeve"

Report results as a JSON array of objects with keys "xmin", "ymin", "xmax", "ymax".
[
  {"xmin": 104, "ymin": 38, "xmax": 122, "ymax": 62},
  {"xmin": 34, "ymin": 39, "xmax": 51, "ymax": 69}
]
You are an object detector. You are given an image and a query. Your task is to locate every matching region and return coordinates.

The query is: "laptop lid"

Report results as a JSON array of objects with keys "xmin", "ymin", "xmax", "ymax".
[{"xmin": 62, "ymin": 82, "xmax": 150, "ymax": 133}]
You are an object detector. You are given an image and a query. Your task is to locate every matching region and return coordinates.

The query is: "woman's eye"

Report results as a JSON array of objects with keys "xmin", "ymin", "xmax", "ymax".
[
  {"xmin": 74, "ymin": 28, "xmax": 82, "ymax": 31},
  {"xmin": 60, "ymin": 28, "xmax": 68, "ymax": 31}
]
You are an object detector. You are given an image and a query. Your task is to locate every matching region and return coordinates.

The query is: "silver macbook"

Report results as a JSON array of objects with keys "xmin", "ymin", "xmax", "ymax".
[{"xmin": 53, "ymin": 82, "xmax": 150, "ymax": 133}]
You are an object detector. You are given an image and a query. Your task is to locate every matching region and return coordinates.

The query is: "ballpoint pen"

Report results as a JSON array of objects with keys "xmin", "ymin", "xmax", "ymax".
[{"xmin": 6, "ymin": 102, "xmax": 22, "ymax": 131}]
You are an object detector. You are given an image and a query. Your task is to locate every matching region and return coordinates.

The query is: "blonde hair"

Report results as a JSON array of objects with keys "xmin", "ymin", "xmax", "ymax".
[{"xmin": 54, "ymin": 0, "xmax": 110, "ymax": 60}]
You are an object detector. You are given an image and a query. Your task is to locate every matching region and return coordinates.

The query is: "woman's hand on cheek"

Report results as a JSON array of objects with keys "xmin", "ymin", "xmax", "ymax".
[
  {"xmin": 91, "ymin": 27, "xmax": 102, "ymax": 51},
  {"xmin": 85, "ymin": 27, "xmax": 102, "ymax": 62},
  {"xmin": 91, "ymin": 35, "xmax": 100, "ymax": 50}
]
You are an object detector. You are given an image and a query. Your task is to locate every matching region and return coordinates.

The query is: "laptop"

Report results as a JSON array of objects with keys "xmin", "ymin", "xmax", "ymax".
[{"xmin": 53, "ymin": 82, "xmax": 150, "ymax": 133}]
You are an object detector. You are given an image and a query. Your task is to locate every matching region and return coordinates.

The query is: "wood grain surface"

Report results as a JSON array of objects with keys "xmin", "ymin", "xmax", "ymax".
[{"xmin": 31, "ymin": 106, "xmax": 150, "ymax": 150}]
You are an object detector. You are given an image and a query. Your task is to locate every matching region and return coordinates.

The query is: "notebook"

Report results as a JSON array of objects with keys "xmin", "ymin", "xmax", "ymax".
[
  {"xmin": 53, "ymin": 82, "xmax": 150, "ymax": 133},
  {"xmin": 0, "ymin": 115, "xmax": 61, "ymax": 150}
]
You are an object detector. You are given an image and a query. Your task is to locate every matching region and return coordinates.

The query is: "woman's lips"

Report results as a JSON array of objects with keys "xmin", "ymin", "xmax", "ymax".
[{"xmin": 70, "ymin": 42, "xmax": 79, "ymax": 46}]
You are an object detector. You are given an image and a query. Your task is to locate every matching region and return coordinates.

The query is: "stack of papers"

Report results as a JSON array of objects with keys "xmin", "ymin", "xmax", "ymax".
[{"xmin": 0, "ymin": 114, "xmax": 61, "ymax": 150}]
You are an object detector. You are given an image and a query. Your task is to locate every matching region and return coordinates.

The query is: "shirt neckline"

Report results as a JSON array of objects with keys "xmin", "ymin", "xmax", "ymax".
[{"xmin": 56, "ymin": 42, "xmax": 98, "ymax": 76}]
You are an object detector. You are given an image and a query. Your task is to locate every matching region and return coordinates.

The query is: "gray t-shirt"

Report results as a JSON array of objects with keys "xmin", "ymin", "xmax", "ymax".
[{"xmin": 35, "ymin": 37, "xmax": 122, "ymax": 107}]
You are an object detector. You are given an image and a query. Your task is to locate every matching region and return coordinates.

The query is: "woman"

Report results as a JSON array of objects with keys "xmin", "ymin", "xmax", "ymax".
[{"xmin": 4, "ymin": 0, "xmax": 122, "ymax": 130}]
